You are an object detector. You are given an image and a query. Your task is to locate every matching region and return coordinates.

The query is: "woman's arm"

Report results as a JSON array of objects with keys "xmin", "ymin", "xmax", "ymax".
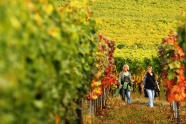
[
  {"xmin": 129, "ymin": 73, "xmax": 133, "ymax": 91},
  {"xmin": 155, "ymin": 77, "xmax": 160, "ymax": 90},
  {"xmin": 129, "ymin": 72, "xmax": 132, "ymax": 86},
  {"xmin": 118, "ymin": 72, "xmax": 122, "ymax": 88},
  {"xmin": 118, "ymin": 72, "xmax": 122, "ymax": 84},
  {"xmin": 153, "ymin": 73, "xmax": 160, "ymax": 90},
  {"xmin": 141, "ymin": 75, "xmax": 147, "ymax": 92}
]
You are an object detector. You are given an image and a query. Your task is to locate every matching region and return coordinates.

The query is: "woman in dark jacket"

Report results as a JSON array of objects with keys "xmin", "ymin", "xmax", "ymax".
[{"xmin": 142, "ymin": 66, "xmax": 160, "ymax": 107}]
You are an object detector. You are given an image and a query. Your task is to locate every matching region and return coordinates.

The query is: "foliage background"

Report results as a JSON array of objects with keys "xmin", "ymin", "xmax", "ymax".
[
  {"xmin": 0, "ymin": 0, "xmax": 98, "ymax": 124},
  {"xmin": 90, "ymin": 0, "xmax": 185, "ymax": 62}
]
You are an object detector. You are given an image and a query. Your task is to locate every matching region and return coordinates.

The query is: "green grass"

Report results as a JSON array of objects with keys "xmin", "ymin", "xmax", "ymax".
[
  {"xmin": 96, "ymin": 91, "xmax": 169, "ymax": 124},
  {"xmin": 86, "ymin": 91, "xmax": 186, "ymax": 124},
  {"xmin": 90, "ymin": 0, "xmax": 185, "ymax": 60}
]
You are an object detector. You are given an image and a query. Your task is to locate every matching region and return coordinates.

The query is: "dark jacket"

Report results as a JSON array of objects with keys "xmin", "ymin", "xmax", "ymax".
[
  {"xmin": 118, "ymin": 71, "xmax": 132, "ymax": 86},
  {"xmin": 143, "ymin": 72, "xmax": 159, "ymax": 90}
]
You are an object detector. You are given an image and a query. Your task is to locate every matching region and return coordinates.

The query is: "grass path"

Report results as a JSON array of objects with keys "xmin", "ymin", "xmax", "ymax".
[{"xmin": 87, "ymin": 92, "xmax": 186, "ymax": 124}]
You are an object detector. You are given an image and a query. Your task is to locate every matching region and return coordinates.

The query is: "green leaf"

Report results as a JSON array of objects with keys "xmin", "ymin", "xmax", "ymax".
[
  {"xmin": 168, "ymin": 71, "xmax": 176, "ymax": 80},
  {"xmin": 34, "ymin": 100, "xmax": 43, "ymax": 109},
  {"xmin": 168, "ymin": 61, "xmax": 181, "ymax": 69},
  {"xmin": 84, "ymin": 63, "xmax": 91, "ymax": 71},
  {"xmin": 166, "ymin": 58, "xmax": 172, "ymax": 64},
  {"xmin": 163, "ymin": 65, "xmax": 168, "ymax": 70}
]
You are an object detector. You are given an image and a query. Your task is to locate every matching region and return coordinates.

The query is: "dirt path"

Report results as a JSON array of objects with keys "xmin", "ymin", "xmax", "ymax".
[{"xmin": 90, "ymin": 92, "xmax": 186, "ymax": 124}]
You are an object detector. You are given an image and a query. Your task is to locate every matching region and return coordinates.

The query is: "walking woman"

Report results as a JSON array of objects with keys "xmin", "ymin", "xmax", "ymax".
[
  {"xmin": 142, "ymin": 66, "xmax": 160, "ymax": 107},
  {"xmin": 118, "ymin": 64, "xmax": 133, "ymax": 104}
]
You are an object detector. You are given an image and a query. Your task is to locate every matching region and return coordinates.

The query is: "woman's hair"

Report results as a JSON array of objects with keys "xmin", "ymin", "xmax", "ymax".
[
  {"xmin": 123, "ymin": 64, "xmax": 129, "ymax": 71},
  {"xmin": 147, "ymin": 66, "xmax": 152, "ymax": 70}
]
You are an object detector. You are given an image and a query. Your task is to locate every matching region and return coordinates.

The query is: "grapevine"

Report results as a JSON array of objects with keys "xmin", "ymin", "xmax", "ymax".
[
  {"xmin": 87, "ymin": 34, "xmax": 117, "ymax": 100},
  {"xmin": 159, "ymin": 32, "xmax": 186, "ymax": 103}
]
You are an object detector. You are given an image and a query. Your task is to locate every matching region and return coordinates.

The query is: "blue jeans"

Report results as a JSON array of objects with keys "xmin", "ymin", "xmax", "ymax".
[
  {"xmin": 146, "ymin": 89, "xmax": 155, "ymax": 107},
  {"xmin": 121, "ymin": 89, "xmax": 131, "ymax": 104}
]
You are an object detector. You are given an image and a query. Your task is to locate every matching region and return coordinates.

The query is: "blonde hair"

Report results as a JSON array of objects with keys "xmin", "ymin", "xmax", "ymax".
[
  {"xmin": 147, "ymin": 66, "xmax": 152, "ymax": 69},
  {"xmin": 123, "ymin": 64, "xmax": 129, "ymax": 71}
]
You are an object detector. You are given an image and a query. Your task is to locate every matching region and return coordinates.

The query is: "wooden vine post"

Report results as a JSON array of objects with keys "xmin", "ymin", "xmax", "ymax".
[
  {"xmin": 159, "ymin": 32, "xmax": 186, "ymax": 123},
  {"xmin": 86, "ymin": 34, "xmax": 117, "ymax": 120}
]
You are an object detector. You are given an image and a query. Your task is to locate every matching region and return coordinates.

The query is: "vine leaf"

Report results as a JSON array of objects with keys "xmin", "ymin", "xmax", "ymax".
[
  {"xmin": 168, "ymin": 71, "xmax": 176, "ymax": 80},
  {"xmin": 168, "ymin": 61, "xmax": 181, "ymax": 69}
]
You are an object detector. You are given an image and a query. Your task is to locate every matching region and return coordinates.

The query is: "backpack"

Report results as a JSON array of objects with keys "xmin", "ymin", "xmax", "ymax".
[
  {"xmin": 122, "ymin": 74, "xmax": 131, "ymax": 91},
  {"xmin": 123, "ymin": 82, "xmax": 131, "ymax": 91}
]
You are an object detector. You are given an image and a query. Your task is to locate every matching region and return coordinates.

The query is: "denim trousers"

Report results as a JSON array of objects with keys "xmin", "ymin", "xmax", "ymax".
[
  {"xmin": 121, "ymin": 89, "xmax": 131, "ymax": 104},
  {"xmin": 146, "ymin": 89, "xmax": 155, "ymax": 107}
]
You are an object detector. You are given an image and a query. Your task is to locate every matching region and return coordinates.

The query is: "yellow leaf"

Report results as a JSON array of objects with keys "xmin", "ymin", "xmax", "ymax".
[
  {"xmin": 45, "ymin": 4, "xmax": 54, "ymax": 15},
  {"xmin": 55, "ymin": 114, "xmax": 60, "ymax": 124},
  {"xmin": 10, "ymin": 17, "xmax": 21, "ymax": 29},
  {"xmin": 39, "ymin": 0, "xmax": 47, "ymax": 3},
  {"xmin": 33, "ymin": 13, "xmax": 42, "ymax": 25},
  {"xmin": 48, "ymin": 27, "xmax": 60, "ymax": 38}
]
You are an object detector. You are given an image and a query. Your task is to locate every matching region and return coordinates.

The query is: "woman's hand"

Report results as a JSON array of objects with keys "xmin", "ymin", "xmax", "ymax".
[
  {"xmin": 119, "ymin": 84, "xmax": 123, "ymax": 88},
  {"xmin": 141, "ymin": 87, "xmax": 144, "ymax": 92},
  {"xmin": 158, "ymin": 87, "xmax": 160, "ymax": 91}
]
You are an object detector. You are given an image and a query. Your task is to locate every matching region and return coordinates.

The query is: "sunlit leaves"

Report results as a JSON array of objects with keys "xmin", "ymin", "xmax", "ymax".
[
  {"xmin": 87, "ymin": 35, "xmax": 117, "ymax": 100},
  {"xmin": 91, "ymin": 0, "xmax": 185, "ymax": 62},
  {"xmin": 177, "ymin": 2, "xmax": 186, "ymax": 75},
  {"xmin": 0, "ymin": 0, "xmax": 98, "ymax": 123},
  {"xmin": 159, "ymin": 33, "xmax": 186, "ymax": 103}
]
